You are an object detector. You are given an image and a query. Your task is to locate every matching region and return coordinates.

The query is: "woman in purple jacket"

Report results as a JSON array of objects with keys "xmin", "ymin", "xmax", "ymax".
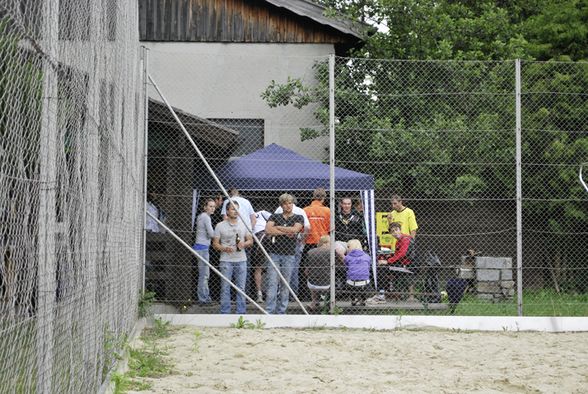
[{"xmin": 344, "ymin": 239, "xmax": 371, "ymax": 306}]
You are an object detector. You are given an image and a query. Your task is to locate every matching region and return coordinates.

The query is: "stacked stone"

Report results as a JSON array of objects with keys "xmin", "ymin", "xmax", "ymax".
[{"xmin": 475, "ymin": 256, "xmax": 514, "ymax": 301}]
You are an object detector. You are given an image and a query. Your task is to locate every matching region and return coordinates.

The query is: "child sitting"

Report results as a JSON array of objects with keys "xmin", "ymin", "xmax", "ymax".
[{"xmin": 344, "ymin": 239, "xmax": 371, "ymax": 306}]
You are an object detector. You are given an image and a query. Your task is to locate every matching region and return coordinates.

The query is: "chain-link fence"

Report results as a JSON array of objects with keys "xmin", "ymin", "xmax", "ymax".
[
  {"xmin": 1, "ymin": 1, "xmax": 145, "ymax": 392},
  {"xmin": 145, "ymin": 49, "xmax": 587, "ymax": 317}
]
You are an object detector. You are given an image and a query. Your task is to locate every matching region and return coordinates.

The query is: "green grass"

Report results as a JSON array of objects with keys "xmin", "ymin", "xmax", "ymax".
[
  {"xmin": 342, "ymin": 289, "xmax": 588, "ymax": 316},
  {"xmin": 229, "ymin": 316, "xmax": 266, "ymax": 329},
  {"xmin": 112, "ymin": 372, "xmax": 152, "ymax": 393},
  {"xmin": 112, "ymin": 318, "xmax": 175, "ymax": 393},
  {"xmin": 142, "ymin": 317, "xmax": 172, "ymax": 340},
  {"xmin": 138, "ymin": 291, "xmax": 156, "ymax": 318},
  {"xmin": 127, "ymin": 345, "xmax": 173, "ymax": 378},
  {"xmin": 453, "ymin": 289, "xmax": 588, "ymax": 316}
]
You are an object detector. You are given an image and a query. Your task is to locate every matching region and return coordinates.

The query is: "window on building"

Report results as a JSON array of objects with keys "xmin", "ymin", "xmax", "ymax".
[{"xmin": 208, "ymin": 118, "xmax": 264, "ymax": 157}]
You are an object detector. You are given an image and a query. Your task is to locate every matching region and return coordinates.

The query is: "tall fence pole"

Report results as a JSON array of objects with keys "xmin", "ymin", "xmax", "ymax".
[
  {"xmin": 141, "ymin": 46, "xmax": 150, "ymax": 294},
  {"xmin": 36, "ymin": 0, "xmax": 59, "ymax": 391},
  {"xmin": 328, "ymin": 54, "xmax": 336, "ymax": 312},
  {"xmin": 515, "ymin": 59, "xmax": 523, "ymax": 316}
]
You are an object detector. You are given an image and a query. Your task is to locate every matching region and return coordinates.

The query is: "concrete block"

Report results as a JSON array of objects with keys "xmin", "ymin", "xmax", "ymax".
[
  {"xmin": 477, "ymin": 269, "xmax": 500, "ymax": 281},
  {"xmin": 501, "ymin": 269, "xmax": 513, "ymax": 280},
  {"xmin": 459, "ymin": 268, "xmax": 475, "ymax": 279},
  {"xmin": 476, "ymin": 256, "xmax": 510, "ymax": 269},
  {"xmin": 477, "ymin": 282, "xmax": 501, "ymax": 293},
  {"xmin": 503, "ymin": 258, "xmax": 513, "ymax": 269},
  {"xmin": 501, "ymin": 288, "xmax": 515, "ymax": 297},
  {"xmin": 501, "ymin": 280, "xmax": 515, "ymax": 289}
]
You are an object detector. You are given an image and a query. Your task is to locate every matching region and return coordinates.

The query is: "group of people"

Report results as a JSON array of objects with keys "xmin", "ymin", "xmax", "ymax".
[{"xmin": 192, "ymin": 187, "xmax": 419, "ymax": 314}]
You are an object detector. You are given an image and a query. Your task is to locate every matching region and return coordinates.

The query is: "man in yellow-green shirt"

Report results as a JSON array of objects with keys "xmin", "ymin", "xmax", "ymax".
[{"xmin": 386, "ymin": 195, "xmax": 418, "ymax": 251}]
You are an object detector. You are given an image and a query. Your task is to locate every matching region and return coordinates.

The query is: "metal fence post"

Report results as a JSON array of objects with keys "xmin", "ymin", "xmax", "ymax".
[
  {"xmin": 141, "ymin": 46, "xmax": 150, "ymax": 295},
  {"xmin": 515, "ymin": 59, "xmax": 523, "ymax": 316},
  {"xmin": 329, "ymin": 54, "xmax": 336, "ymax": 313},
  {"xmin": 36, "ymin": 0, "xmax": 59, "ymax": 391}
]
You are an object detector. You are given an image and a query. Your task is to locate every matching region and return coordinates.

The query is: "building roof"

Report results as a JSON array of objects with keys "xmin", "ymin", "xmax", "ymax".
[
  {"xmin": 139, "ymin": 0, "xmax": 367, "ymax": 48},
  {"xmin": 148, "ymin": 98, "xmax": 238, "ymax": 151},
  {"xmin": 262, "ymin": 0, "xmax": 365, "ymax": 40}
]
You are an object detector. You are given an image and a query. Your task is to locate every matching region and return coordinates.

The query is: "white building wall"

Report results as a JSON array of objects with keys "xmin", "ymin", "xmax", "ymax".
[{"xmin": 144, "ymin": 42, "xmax": 332, "ymax": 160}]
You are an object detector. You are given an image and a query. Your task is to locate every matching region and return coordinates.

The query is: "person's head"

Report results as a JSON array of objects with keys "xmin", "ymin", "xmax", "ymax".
[
  {"xmin": 335, "ymin": 241, "xmax": 348, "ymax": 259},
  {"xmin": 202, "ymin": 198, "xmax": 216, "ymax": 215},
  {"xmin": 229, "ymin": 188, "xmax": 239, "ymax": 197},
  {"xmin": 388, "ymin": 221, "xmax": 402, "ymax": 239},
  {"xmin": 313, "ymin": 188, "xmax": 326, "ymax": 202},
  {"xmin": 318, "ymin": 235, "xmax": 330, "ymax": 247},
  {"xmin": 214, "ymin": 193, "xmax": 223, "ymax": 206},
  {"xmin": 226, "ymin": 200, "xmax": 240, "ymax": 219},
  {"xmin": 347, "ymin": 239, "xmax": 362, "ymax": 251},
  {"xmin": 391, "ymin": 195, "xmax": 404, "ymax": 212},
  {"xmin": 340, "ymin": 197, "xmax": 353, "ymax": 214},
  {"xmin": 354, "ymin": 199, "xmax": 363, "ymax": 213},
  {"xmin": 278, "ymin": 193, "xmax": 295, "ymax": 214}
]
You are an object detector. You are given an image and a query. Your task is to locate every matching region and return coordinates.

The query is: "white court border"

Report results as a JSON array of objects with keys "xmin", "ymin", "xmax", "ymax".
[{"xmin": 155, "ymin": 314, "xmax": 588, "ymax": 332}]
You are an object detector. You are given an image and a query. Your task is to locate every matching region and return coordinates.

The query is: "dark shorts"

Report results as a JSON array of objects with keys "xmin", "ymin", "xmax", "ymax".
[{"xmin": 251, "ymin": 232, "xmax": 268, "ymax": 268}]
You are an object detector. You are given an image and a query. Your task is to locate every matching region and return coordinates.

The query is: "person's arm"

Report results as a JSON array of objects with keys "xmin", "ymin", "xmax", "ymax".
[
  {"xmin": 387, "ymin": 237, "xmax": 409, "ymax": 264},
  {"xmin": 278, "ymin": 215, "xmax": 304, "ymax": 235},
  {"xmin": 212, "ymin": 236, "xmax": 234, "ymax": 253},
  {"xmin": 266, "ymin": 214, "xmax": 303, "ymax": 235},
  {"xmin": 249, "ymin": 213, "xmax": 256, "ymax": 232},
  {"xmin": 409, "ymin": 210, "xmax": 418, "ymax": 238},
  {"xmin": 275, "ymin": 222, "xmax": 302, "ymax": 234},
  {"xmin": 204, "ymin": 215, "xmax": 215, "ymax": 240},
  {"xmin": 265, "ymin": 219, "xmax": 279, "ymax": 235}
]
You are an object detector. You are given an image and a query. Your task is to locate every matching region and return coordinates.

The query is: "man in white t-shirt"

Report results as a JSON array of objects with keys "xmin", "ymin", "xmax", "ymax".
[{"xmin": 221, "ymin": 188, "xmax": 256, "ymax": 232}]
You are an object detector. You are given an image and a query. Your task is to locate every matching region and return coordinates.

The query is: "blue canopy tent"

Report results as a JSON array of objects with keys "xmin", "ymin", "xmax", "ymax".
[{"xmin": 192, "ymin": 143, "xmax": 379, "ymax": 287}]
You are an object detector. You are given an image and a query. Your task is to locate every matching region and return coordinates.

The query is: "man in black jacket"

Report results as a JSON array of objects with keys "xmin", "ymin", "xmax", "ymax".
[{"xmin": 334, "ymin": 197, "xmax": 366, "ymax": 247}]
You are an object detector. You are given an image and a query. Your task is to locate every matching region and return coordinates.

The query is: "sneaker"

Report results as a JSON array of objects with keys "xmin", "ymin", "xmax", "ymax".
[{"xmin": 256, "ymin": 291, "xmax": 264, "ymax": 303}]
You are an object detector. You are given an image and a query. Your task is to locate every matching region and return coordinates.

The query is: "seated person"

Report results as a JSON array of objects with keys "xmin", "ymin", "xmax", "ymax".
[
  {"xmin": 344, "ymin": 239, "xmax": 371, "ymax": 306},
  {"xmin": 376, "ymin": 221, "xmax": 417, "ymax": 302},
  {"xmin": 306, "ymin": 235, "xmax": 331, "ymax": 311},
  {"xmin": 334, "ymin": 240, "xmax": 348, "ymax": 288}
]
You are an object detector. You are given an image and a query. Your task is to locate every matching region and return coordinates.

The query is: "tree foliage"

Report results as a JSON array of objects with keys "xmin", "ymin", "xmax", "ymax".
[{"xmin": 261, "ymin": 0, "xmax": 587, "ymax": 241}]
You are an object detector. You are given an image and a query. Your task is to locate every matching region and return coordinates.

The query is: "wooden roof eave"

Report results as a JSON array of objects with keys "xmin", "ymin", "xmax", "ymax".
[{"xmin": 148, "ymin": 98, "xmax": 239, "ymax": 151}]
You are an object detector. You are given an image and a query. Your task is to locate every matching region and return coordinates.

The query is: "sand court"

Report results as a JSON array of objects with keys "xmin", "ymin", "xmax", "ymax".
[{"xmin": 129, "ymin": 326, "xmax": 588, "ymax": 393}]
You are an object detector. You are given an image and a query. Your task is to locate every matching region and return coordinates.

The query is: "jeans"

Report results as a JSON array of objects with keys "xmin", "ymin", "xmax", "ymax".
[
  {"xmin": 195, "ymin": 249, "xmax": 212, "ymax": 303},
  {"xmin": 219, "ymin": 260, "xmax": 247, "ymax": 314},
  {"xmin": 265, "ymin": 254, "xmax": 296, "ymax": 314}
]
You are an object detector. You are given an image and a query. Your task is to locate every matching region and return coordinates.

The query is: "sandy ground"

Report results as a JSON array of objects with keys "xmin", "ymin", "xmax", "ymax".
[{"xmin": 130, "ymin": 326, "xmax": 588, "ymax": 393}]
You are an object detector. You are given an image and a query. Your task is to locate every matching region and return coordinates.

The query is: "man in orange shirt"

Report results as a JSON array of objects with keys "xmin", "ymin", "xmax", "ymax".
[
  {"xmin": 303, "ymin": 188, "xmax": 331, "ymax": 247},
  {"xmin": 301, "ymin": 188, "xmax": 331, "ymax": 298}
]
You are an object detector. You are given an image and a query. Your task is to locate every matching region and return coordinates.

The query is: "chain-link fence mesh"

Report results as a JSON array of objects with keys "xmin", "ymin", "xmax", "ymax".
[
  {"xmin": 1, "ymin": 1, "xmax": 145, "ymax": 392},
  {"xmin": 145, "ymin": 48, "xmax": 587, "ymax": 317}
]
